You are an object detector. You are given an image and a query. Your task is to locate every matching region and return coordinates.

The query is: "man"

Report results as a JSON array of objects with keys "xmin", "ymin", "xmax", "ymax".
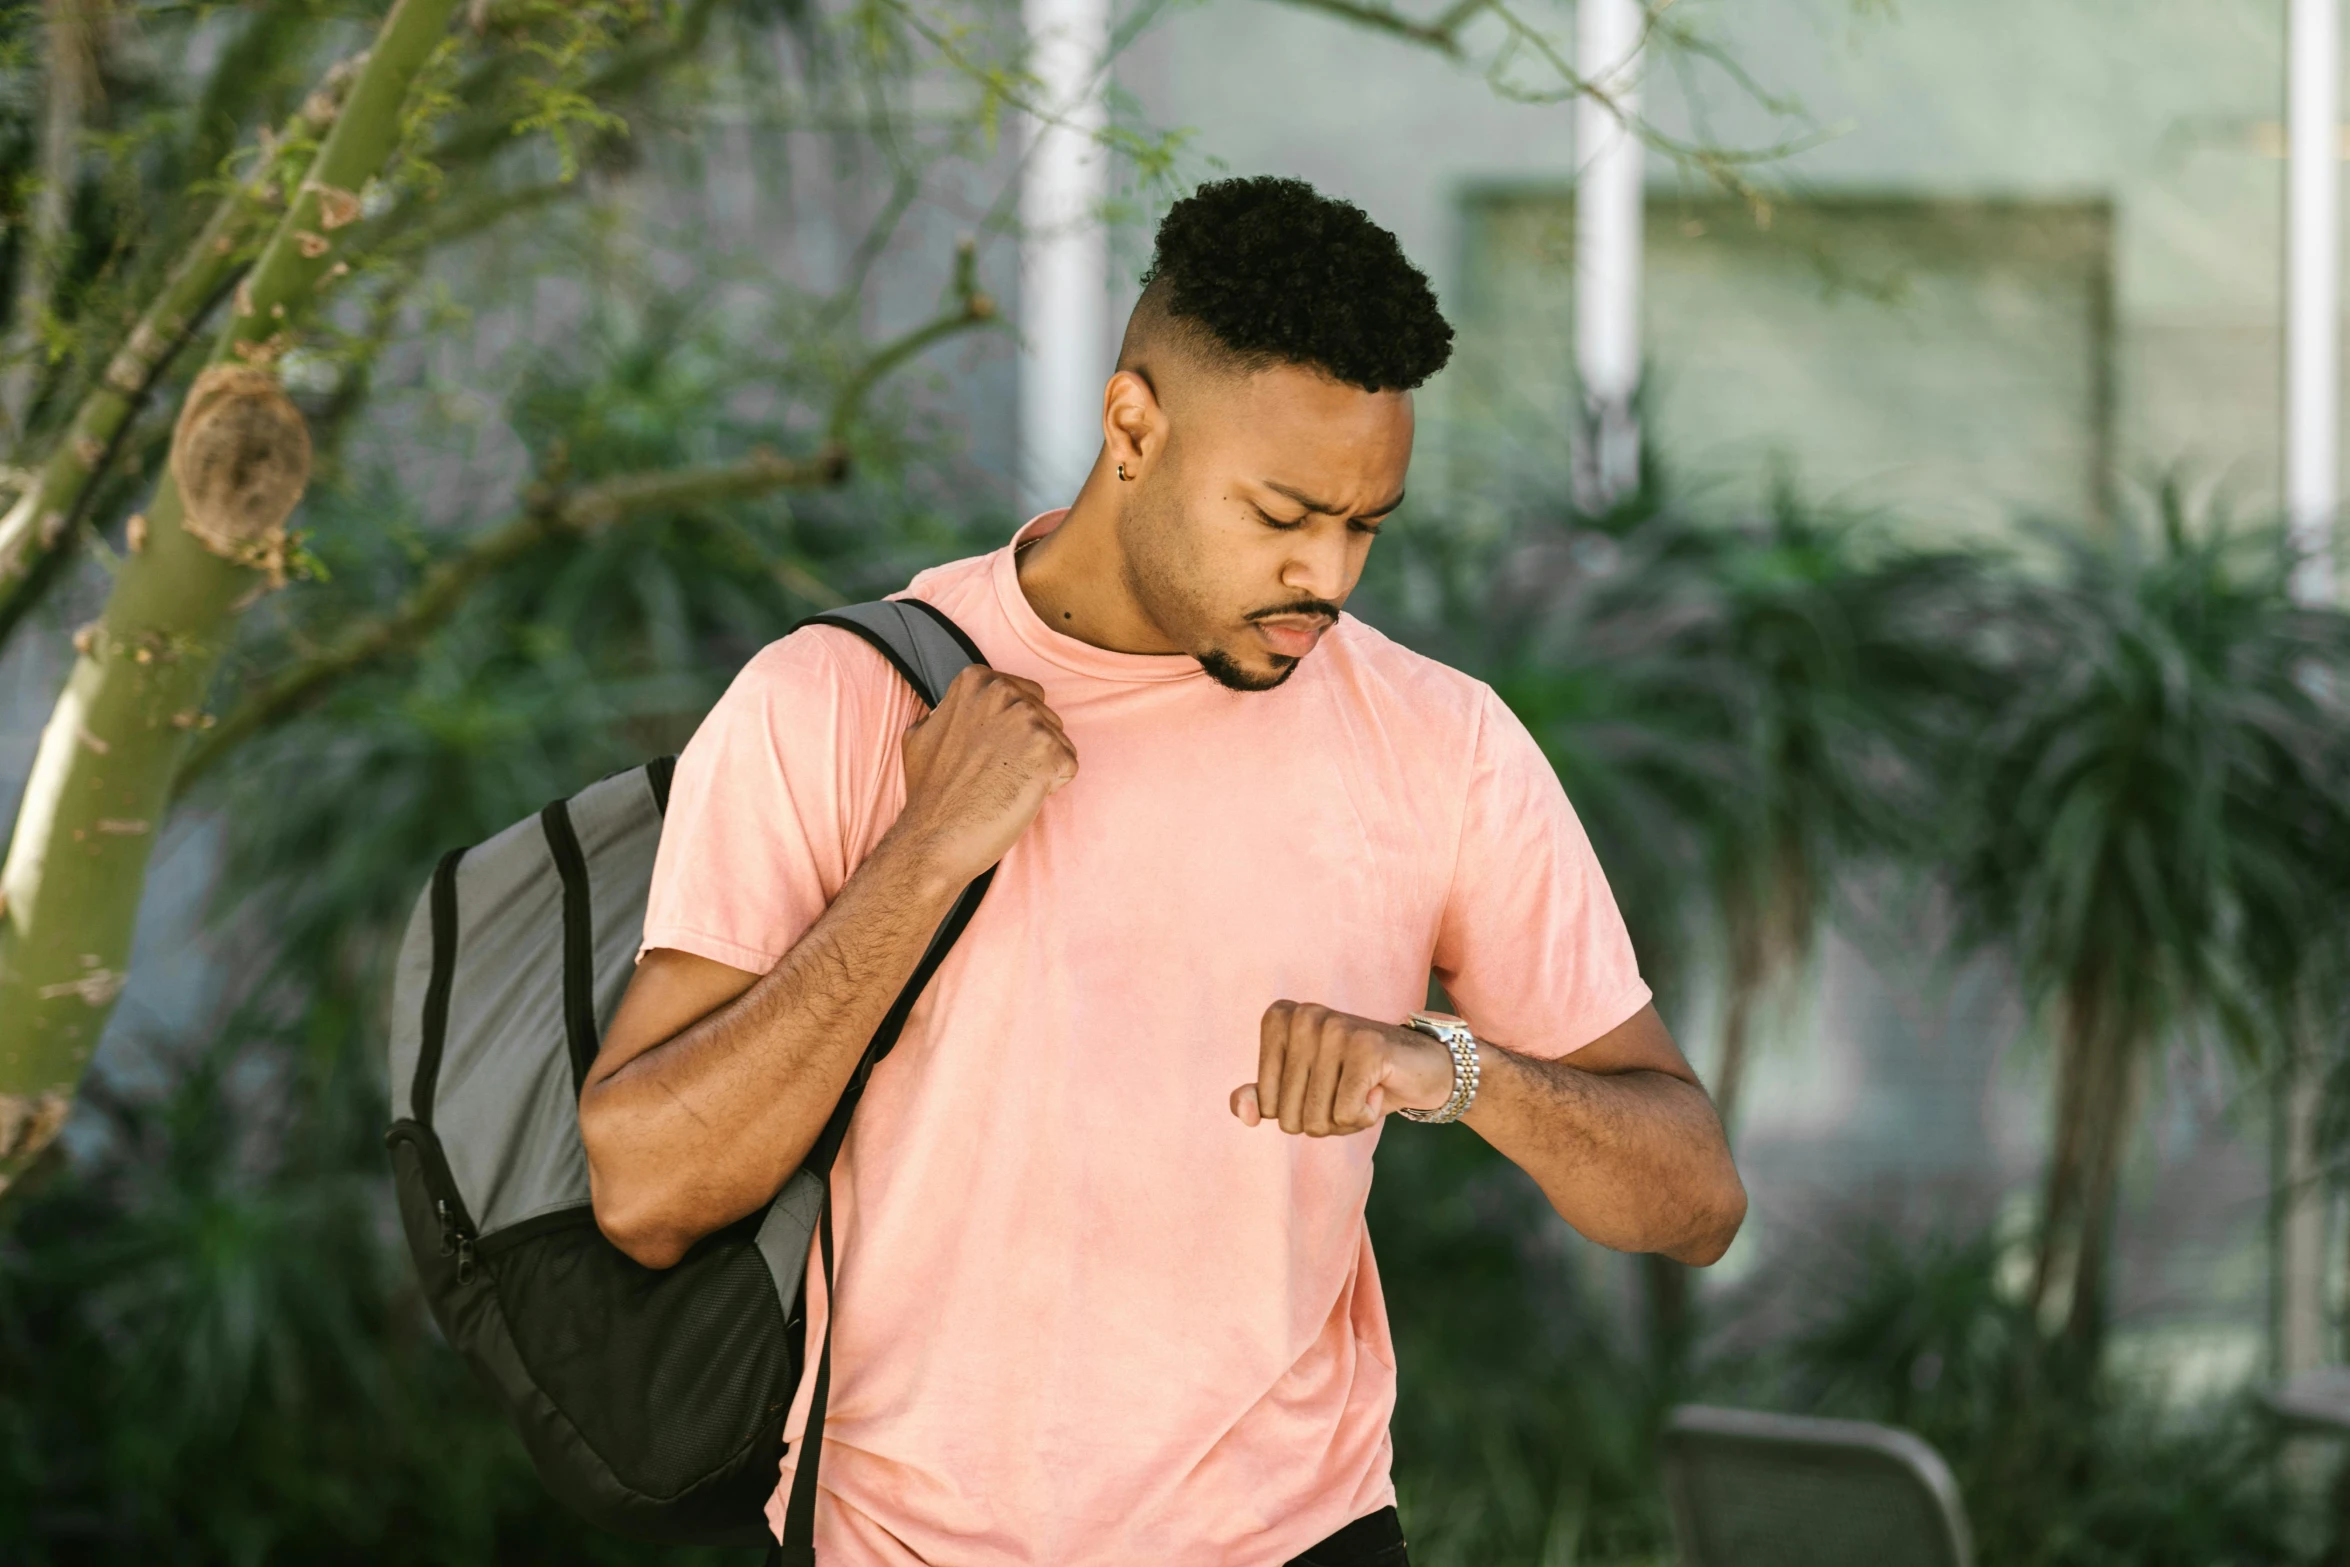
[{"xmin": 579, "ymin": 176, "xmax": 1745, "ymax": 1566}]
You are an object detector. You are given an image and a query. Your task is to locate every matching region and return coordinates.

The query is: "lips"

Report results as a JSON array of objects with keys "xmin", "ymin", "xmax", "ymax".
[{"xmin": 1252, "ymin": 617, "xmax": 1330, "ymax": 659}]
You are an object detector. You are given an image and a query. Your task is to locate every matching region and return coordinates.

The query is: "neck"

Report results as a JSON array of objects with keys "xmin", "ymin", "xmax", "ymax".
[{"xmin": 1014, "ymin": 453, "xmax": 1183, "ymax": 654}]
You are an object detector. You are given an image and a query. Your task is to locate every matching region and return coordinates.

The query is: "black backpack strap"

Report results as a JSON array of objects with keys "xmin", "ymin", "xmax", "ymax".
[
  {"xmin": 409, "ymin": 845, "xmax": 468, "ymax": 1125},
  {"xmin": 777, "ymin": 598, "xmax": 991, "ymax": 1563},
  {"xmin": 800, "ymin": 597, "xmax": 984, "ymax": 708}
]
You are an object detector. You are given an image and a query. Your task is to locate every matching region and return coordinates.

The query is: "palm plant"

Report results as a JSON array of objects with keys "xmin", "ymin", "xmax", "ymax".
[
  {"xmin": 1944, "ymin": 486, "xmax": 2350, "ymax": 1366},
  {"xmin": 1557, "ymin": 485, "xmax": 1986, "ymax": 1135}
]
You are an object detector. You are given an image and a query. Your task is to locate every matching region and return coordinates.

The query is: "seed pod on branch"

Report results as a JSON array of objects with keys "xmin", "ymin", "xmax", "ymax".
[{"xmin": 168, "ymin": 366, "xmax": 313, "ymax": 581}]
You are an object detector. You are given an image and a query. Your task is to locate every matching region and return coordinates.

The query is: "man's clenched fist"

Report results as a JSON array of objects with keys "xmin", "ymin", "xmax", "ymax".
[
  {"xmin": 895, "ymin": 665, "xmax": 1078, "ymax": 885},
  {"xmin": 1230, "ymin": 1001, "xmax": 1460, "ymax": 1136}
]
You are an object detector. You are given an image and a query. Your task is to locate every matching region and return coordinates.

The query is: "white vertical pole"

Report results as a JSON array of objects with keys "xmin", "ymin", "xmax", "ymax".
[
  {"xmin": 2283, "ymin": 0, "xmax": 2338, "ymax": 1378},
  {"xmin": 1018, "ymin": 0, "xmax": 1111, "ymax": 516},
  {"xmin": 2290, "ymin": 0, "xmax": 2341, "ymax": 609},
  {"xmin": 1574, "ymin": 0, "xmax": 1644, "ymax": 509}
]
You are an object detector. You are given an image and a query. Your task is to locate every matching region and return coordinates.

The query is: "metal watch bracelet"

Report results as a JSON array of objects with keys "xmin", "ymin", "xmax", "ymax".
[{"xmin": 1397, "ymin": 1012, "xmax": 1481, "ymax": 1124}]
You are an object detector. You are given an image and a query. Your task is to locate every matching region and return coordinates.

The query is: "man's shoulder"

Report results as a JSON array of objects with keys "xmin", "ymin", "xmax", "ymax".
[
  {"xmin": 732, "ymin": 547, "xmax": 1002, "ymax": 694},
  {"xmin": 1323, "ymin": 614, "xmax": 1497, "ymax": 726},
  {"xmin": 895, "ymin": 546, "xmax": 1000, "ymax": 622}
]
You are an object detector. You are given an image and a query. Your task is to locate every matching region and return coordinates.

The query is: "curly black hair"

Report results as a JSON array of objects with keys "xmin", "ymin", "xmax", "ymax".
[{"xmin": 1137, "ymin": 176, "xmax": 1453, "ymax": 393}]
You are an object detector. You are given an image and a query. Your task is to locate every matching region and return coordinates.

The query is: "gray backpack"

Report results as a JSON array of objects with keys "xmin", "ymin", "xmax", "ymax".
[{"xmin": 385, "ymin": 599, "xmax": 989, "ymax": 1557}]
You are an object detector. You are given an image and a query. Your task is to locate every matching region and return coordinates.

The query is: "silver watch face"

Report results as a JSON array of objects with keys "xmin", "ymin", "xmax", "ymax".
[{"xmin": 1407, "ymin": 1011, "xmax": 1474, "ymax": 1047}]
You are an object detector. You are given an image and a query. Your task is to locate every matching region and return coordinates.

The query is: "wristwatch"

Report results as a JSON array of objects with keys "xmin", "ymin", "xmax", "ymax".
[{"xmin": 1397, "ymin": 1011, "xmax": 1482, "ymax": 1124}]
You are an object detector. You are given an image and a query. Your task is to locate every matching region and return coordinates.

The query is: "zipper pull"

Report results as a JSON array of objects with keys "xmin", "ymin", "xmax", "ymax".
[
  {"xmin": 436, "ymin": 1199, "xmax": 456, "ymax": 1257},
  {"xmin": 454, "ymin": 1232, "xmax": 477, "ymax": 1286}
]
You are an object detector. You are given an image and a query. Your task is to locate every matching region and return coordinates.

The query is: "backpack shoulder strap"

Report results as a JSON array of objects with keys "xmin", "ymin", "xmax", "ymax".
[
  {"xmin": 796, "ymin": 597, "xmax": 983, "ymax": 708},
  {"xmin": 775, "ymin": 597, "xmax": 990, "ymax": 1566}
]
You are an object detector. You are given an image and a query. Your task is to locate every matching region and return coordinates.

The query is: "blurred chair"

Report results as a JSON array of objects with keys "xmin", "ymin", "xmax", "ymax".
[
  {"xmin": 1660, "ymin": 1404, "xmax": 1974, "ymax": 1567},
  {"xmin": 2262, "ymin": 1363, "xmax": 2350, "ymax": 1433}
]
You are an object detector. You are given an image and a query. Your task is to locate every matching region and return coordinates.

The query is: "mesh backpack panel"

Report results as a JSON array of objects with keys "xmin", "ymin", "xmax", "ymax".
[{"xmin": 385, "ymin": 600, "xmax": 987, "ymax": 1547}]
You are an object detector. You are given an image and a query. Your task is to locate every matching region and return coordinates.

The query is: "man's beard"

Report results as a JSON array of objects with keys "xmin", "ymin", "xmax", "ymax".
[{"xmin": 1196, "ymin": 645, "xmax": 1299, "ymax": 692}]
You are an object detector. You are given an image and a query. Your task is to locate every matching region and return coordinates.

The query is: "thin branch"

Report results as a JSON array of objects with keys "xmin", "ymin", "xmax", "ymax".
[
  {"xmin": 1261, "ymin": 0, "xmax": 1481, "ymax": 55},
  {"xmin": 829, "ymin": 240, "xmax": 1000, "ymax": 446},
  {"xmin": 0, "ymin": 0, "xmax": 101, "ymax": 450},
  {"xmin": 375, "ymin": 174, "xmax": 578, "ymax": 260},
  {"xmin": 307, "ymin": 275, "xmax": 420, "ymax": 482},
  {"xmin": 816, "ymin": 169, "xmax": 925, "ymax": 336},
  {"xmin": 1479, "ymin": 1, "xmax": 1834, "ymax": 194},
  {"xmin": 171, "ymin": 448, "xmax": 844, "ymax": 795},
  {"xmin": 1251, "ymin": 0, "xmax": 1828, "ymax": 211}
]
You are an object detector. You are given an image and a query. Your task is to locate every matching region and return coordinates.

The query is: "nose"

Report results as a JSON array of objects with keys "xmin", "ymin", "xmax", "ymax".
[{"xmin": 1278, "ymin": 525, "xmax": 1353, "ymax": 604}]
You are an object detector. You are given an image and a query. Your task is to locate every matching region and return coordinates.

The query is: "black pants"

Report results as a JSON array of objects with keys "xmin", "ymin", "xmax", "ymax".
[{"xmin": 1286, "ymin": 1505, "xmax": 1408, "ymax": 1567}]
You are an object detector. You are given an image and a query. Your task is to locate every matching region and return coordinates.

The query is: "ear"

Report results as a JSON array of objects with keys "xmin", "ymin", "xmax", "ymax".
[{"xmin": 1101, "ymin": 368, "xmax": 1166, "ymax": 479}]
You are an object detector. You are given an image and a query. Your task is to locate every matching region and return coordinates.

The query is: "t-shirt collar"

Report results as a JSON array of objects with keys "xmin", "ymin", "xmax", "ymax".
[{"xmin": 992, "ymin": 511, "xmax": 1208, "ymax": 684}]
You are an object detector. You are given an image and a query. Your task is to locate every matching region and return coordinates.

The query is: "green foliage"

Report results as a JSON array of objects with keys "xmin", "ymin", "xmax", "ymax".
[
  {"xmin": 1951, "ymin": 489, "xmax": 2350, "ymax": 1063},
  {"xmin": 1372, "ymin": 1128, "xmax": 1671, "ymax": 1566},
  {"xmin": 1780, "ymin": 1230, "xmax": 2313, "ymax": 1567},
  {"xmin": 1939, "ymin": 487, "xmax": 2350, "ymax": 1351},
  {"xmin": 500, "ymin": 1, "xmax": 650, "ymax": 181}
]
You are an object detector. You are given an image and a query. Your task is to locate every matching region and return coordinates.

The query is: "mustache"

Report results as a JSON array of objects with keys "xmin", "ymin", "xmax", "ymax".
[{"xmin": 1244, "ymin": 599, "xmax": 1342, "ymax": 625}]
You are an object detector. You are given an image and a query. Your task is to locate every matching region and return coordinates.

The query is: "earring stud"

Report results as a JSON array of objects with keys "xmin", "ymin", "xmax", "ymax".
[{"xmin": 1116, "ymin": 462, "xmax": 1131, "ymax": 481}]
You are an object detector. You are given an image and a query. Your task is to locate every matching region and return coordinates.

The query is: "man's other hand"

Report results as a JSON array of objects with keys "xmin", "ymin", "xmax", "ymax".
[{"xmin": 1230, "ymin": 1001, "xmax": 1454, "ymax": 1136}]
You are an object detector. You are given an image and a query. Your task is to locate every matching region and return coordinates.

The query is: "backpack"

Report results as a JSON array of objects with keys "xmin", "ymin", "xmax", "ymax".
[{"xmin": 384, "ymin": 598, "xmax": 989, "ymax": 1555}]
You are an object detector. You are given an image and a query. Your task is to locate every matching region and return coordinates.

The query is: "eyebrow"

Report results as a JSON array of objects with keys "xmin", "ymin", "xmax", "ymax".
[{"xmin": 1261, "ymin": 480, "xmax": 1408, "ymax": 520}]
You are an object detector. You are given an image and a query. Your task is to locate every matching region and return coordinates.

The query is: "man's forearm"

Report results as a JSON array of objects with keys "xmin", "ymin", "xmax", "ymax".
[
  {"xmin": 1462, "ymin": 1043, "xmax": 1746, "ymax": 1265},
  {"xmin": 580, "ymin": 826, "xmax": 964, "ymax": 1266}
]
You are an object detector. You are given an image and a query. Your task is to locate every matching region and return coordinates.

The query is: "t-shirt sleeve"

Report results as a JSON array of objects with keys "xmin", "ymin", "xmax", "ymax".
[
  {"xmin": 639, "ymin": 627, "xmax": 911, "ymax": 972},
  {"xmin": 1430, "ymin": 685, "xmax": 1651, "ymax": 1059}
]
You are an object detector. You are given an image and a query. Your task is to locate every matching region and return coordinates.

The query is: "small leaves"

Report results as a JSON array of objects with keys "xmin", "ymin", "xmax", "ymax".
[{"xmin": 504, "ymin": 2, "xmax": 644, "ymax": 181}]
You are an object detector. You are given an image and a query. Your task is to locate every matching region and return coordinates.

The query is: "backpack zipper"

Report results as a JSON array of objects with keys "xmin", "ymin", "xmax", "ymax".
[
  {"xmin": 390, "ymin": 1121, "xmax": 482, "ymax": 1289},
  {"xmin": 436, "ymin": 1197, "xmax": 477, "ymax": 1285}
]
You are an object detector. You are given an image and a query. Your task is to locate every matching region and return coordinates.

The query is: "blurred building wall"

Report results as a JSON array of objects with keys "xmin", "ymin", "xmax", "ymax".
[{"xmin": 1126, "ymin": 0, "xmax": 2293, "ymax": 530}]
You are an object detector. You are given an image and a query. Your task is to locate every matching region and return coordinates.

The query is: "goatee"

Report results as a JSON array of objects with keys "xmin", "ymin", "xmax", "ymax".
[{"xmin": 1196, "ymin": 647, "xmax": 1298, "ymax": 692}]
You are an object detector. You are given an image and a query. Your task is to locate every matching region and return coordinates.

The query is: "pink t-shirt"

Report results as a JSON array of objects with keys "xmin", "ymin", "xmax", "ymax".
[{"xmin": 641, "ymin": 512, "xmax": 1650, "ymax": 1565}]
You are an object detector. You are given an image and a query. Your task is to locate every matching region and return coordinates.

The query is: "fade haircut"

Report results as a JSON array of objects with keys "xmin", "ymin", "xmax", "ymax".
[{"xmin": 1123, "ymin": 176, "xmax": 1454, "ymax": 394}]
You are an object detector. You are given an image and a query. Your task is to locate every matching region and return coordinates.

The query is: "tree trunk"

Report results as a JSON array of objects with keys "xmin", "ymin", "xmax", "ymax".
[
  {"xmin": 2028, "ymin": 977, "xmax": 2144, "ymax": 1372},
  {"xmin": 2059, "ymin": 1027, "xmax": 2144, "ymax": 1365},
  {"xmin": 1710, "ymin": 951, "xmax": 1762, "ymax": 1139},
  {"xmin": 0, "ymin": 0, "xmax": 463, "ymax": 1195},
  {"xmin": 2028, "ymin": 1002, "xmax": 2095, "ymax": 1329}
]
